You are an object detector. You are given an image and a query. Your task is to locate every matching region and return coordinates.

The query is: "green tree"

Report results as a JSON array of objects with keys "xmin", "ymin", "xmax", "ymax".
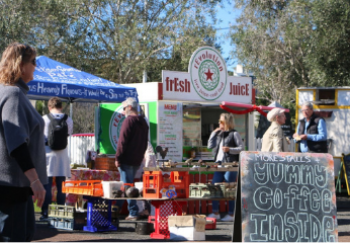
[{"xmin": 230, "ymin": 0, "xmax": 350, "ymax": 106}]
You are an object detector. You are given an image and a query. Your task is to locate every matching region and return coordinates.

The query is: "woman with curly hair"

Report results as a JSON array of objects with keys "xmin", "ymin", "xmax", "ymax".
[{"xmin": 0, "ymin": 43, "xmax": 47, "ymax": 241}]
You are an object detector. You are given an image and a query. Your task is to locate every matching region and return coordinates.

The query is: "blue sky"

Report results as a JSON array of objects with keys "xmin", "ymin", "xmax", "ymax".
[{"xmin": 214, "ymin": 1, "xmax": 242, "ymax": 72}]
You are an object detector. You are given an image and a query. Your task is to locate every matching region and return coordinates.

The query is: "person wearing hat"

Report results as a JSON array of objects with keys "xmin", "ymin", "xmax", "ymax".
[{"xmin": 261, "ymin": 108, "xmax": 289, "ymax": 152}]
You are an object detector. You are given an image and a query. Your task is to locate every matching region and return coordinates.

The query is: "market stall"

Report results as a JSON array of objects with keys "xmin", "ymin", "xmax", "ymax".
[
  {"xmin": 26, "ymin": 56, "xmax": 138, "ymax": 206},
  {"xmin": 97, "ymin": 46, "xmax": 255, "ymax": 160},
  {"xmin": 94, "ymin": 46, "xmax": 256, "ymax": 218}
]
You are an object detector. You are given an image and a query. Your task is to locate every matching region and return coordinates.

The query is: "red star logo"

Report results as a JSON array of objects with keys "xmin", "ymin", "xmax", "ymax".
[{"xmin": 205, "ymin": 68, "xmax": 214, "ymax": 81}]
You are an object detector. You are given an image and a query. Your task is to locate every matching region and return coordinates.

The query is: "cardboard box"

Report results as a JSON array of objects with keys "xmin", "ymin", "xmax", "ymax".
[{"xmin": 168, "ymin": 215, "xmax": 206, "ymax": 241}]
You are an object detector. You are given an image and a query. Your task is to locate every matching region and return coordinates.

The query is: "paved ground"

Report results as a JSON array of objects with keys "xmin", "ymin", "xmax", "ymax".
[{"xmin": 32, "ymin": 195, "xmax": 350, "ymax": 242}]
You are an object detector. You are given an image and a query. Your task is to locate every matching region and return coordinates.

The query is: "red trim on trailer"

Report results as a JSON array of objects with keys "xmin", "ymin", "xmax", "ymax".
[
  {"xmin": 252, "ymin": 88, "xmax": 256, "ymax": 104},
  {"xmin": 221, "ymin": 102, "xmax": 290, "ymax": 112},
  {"xmin": 72, "ymin": 133, "xmax": 94, "ymax": 137},
  {"xmin": 220, "ymin": 101, "xmax": 289, "ymax": 117},
  {"xmin": 158, "ymin": 82, "xmax": 163, "ymax": 100}
]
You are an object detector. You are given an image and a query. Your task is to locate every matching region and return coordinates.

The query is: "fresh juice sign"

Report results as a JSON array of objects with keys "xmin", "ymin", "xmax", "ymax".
[{"xmin": 162, "ymin": 46, "xmax": 252, "ymax": 103}]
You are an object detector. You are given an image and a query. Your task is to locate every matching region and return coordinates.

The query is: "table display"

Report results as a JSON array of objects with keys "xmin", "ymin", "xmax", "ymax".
[
  {"xmin": 62, "ymin": 162, "xmax": 239, "ymax": 238},
  {"xmin": 66, "ymin": 169, "xmax": 120, "ymax": 205}
]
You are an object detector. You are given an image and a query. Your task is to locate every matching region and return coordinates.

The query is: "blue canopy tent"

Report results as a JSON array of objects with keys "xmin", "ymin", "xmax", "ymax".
[
  {"xmin": 27, "ymin": 56, "xmax": 138, "ymax": 156},
  {"xmin": 27, "ymin": 56, "xmax": 138, "ymax": 103}
]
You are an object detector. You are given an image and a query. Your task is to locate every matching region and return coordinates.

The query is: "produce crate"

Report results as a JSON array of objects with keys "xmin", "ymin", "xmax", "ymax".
[
  {"xmin": 94, "ymin": 157, "xmax": 118, "ymax": 171},
  {"xmin": 189, "ymin": 183, "xmax": 224, "ymax": 198},
  {"xmin": 62, "ymin": 180, "xmax": 104, "ymax": 197},
  {"xmin": 48, "ymin": 204, "xmax": 86, "ymax": 230},
  {"xmin": 143, "ymin": 171, "xmax": 189, "ymax": 199},
  {"xmin": 48, "ymin": 204, "xmax": 74, "ymax": 218},
  {"xmin": 214, "ymin": 182, "xmax": 237, "ymax": 198}
]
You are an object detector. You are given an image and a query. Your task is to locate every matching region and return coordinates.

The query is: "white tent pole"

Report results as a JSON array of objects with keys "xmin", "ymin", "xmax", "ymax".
[{"xmin": 69, "ymin": 102, "xmax": 73, "ymax": 163}]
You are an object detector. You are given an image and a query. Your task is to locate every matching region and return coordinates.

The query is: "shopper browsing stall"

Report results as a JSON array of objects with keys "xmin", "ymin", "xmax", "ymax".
[
  {"xmin": 207, "ymin": 113, "xmax": 243, "ymax": 222},
  {"xmin": 41, "ymin": 97, "xmax": 73, "ymax": 220},
  {"xmin": 115, "ymin": 97, "xmax": 149, "ymax": 220}
]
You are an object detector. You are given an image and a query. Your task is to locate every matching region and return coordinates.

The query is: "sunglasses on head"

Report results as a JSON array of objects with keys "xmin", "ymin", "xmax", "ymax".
[{"xmin": 31, "ymin": 58, "xmax": 36, "ymax": 66}]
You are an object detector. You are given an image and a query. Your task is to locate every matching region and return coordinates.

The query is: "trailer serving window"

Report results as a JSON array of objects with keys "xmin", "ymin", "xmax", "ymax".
[{"xmin": 314, "ymin": 89, "xmax": 335, "ymax": 105}]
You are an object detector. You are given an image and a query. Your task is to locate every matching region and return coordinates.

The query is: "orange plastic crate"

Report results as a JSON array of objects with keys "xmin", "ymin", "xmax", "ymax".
[
  {"xmin": 143, "ymin": 171, "xmax": 189, "ymax": 199},
  {"xmin": 62, "ymin": 180, "xmax": 104, "ymax": 197}
]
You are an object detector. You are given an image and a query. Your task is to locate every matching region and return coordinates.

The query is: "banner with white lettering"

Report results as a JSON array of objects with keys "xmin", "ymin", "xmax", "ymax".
[
  {"xmin": 157, "ymin": 101, "xmax": 183, "ymax": 162},
  {"xmin": 28, "ymin": 56, "xmax": 138, "ymax": 102},
  {"xmin": 240, "ymin": 151, "xmax": 338, "ymax": 242},
  {"xmin": 162, "ymin": 70, "xmax": 252, "ymax": 103}
]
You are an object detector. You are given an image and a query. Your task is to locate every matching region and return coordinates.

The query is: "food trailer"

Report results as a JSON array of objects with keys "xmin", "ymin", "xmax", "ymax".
[
  {"xmin": 296, "ymin": 86, "xmax": 350, "ymax": 176},
  {"xmin": 96, "ymin": 46, "xmax": 255, "ymax": 161}
]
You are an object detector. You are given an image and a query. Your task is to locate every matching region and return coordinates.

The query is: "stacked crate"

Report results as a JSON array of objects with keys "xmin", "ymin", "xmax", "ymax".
[
  {"xmin": 48, "ymin": 204, "xmax": 86, "ymax": 230},
  {"xmin": 143, "ymin": 171, "xmax": 189, "ymax": 199}
]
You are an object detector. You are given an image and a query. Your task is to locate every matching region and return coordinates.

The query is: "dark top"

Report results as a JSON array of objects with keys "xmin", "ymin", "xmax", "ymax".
[
  {"xmin": 0, "ymin": 143, "xmax": 34, "ymax": 203},
  {"xmin": 0, "ymin": 79, "xmax": 47, "ymax": 203},
  {"xmin": 298, "ymin": 114, "xmax": 328, "ymax": 153},
  {"xmin": 211, "ymin": 129, "xmax": 239, "ymax": 162},
  {"xmin": 115, "ymin": 115, "xmax": 149, "ymax": 166}
]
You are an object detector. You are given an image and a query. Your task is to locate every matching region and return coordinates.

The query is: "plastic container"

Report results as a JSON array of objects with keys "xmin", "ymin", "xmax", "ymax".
[
  {"xmin": 84, "ymin": 198, "xmax": 117, "ymax": 232},
  {"xmin": 62, "ymin": 180, "xmax": 103, "ymax": 197},
  {"xmin": 205, "ymin": 217, "xmax": 217, "ymax": 230},
  {"xmin": 134, "ymin": 182, "xmax": 143, "ymax": 191},
  {"xmin": 143, "ymin": 171, "xmax": 189, "ymax": 199},
  {"xmin": 189, "ymin": 183, "xmax": 224, "ymax": 198},
  {"xmin": 101, "ymin": 181, "xmax": 124, "ymax": 198},
  {"xmin": 48, "ymin": 204, "xmax": 87, "ymax": 230}
]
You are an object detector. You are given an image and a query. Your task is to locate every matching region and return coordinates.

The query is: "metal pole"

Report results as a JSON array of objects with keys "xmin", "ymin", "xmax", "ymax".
[{"xmin": 69, "ymin": 101, "xmax": 73, "ymax": 163}]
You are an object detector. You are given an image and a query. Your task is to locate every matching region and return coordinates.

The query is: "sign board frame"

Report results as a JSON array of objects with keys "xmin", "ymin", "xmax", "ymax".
[{"xmin": 236, "ymin": 151, "xmax": 338, "ymax": 242}]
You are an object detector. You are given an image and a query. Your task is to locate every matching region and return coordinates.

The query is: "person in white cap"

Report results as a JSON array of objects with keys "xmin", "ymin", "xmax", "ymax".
[{"xmin": 261, "ymin": 108, "xmax": 289, "ymax": 152}]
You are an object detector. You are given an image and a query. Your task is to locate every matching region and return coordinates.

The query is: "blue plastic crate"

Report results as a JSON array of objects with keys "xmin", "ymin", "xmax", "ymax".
[{"xmin": 83, "ymin": 198, "xmax": 117, "ymax": 232}]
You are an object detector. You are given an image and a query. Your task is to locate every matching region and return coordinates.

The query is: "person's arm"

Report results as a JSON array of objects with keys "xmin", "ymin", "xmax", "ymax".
[
  {"xmin": 10, "ymin": 143, "xmax": 46, "ymax": 207},
  {"xmin": 228, "ymin": 132, "xmax": 244, "ymax": 154},
  {"xmin": 67, "ymin": 116, "xmax": 73, "ymax": 135},
  {"xmin": 272, "ymin": 128, "xmax": 283, "ymax": 152},
  {"xmin": 24, "ymin": 168, "xmax": 46, "ymax": 207},
  {"xmin": 207, "ymin": 128, "xmax": 221, "ymax": 149},
  {"xmin": 293, "ymin": 122, "xmax": 301, "ymax": 140},
  {"xmin": 306, "ymin": 119, "xmax": 327, "ymax": 141},
  {"xmin": 115, "ymin": 118, "xmax": 132, "ymax": 166},
  {"xmin": 144, "ymin": 142, "xmax": 156, "ymax": 167}
]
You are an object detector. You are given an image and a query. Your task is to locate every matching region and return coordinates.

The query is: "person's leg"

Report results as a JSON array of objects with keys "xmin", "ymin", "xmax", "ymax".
[
  {"xmin": 25, "ymin": 196, "xmax": 35, "ymax": 242},
  {"xmin": 55, "ymin": 176, "xmax": 66, "ymax": 205},
  {"xmin": 115, "ymin": 167, "xmax": 127, "ymax": 210},
  {"xmin": 224, "ymin": 171, "xmax": 237, "ymax": 217},
  {"xmin": 125, "ymin": 165, "xmax": 140, "ymax": 217},
  {"xmin": 42, "ymin": 177, "xmax": 53, "ymax": 217},
  {"xmin": 221, "ymin": 171, "xmax": 237, "ymax": 222},
  {"xmin": 118, "ymin": 164, "xmax": 140, "ymax": 217},
  {"xmin": 211, "ymin": 172, "xmax": 225, "ymax": 214},
  {"xmin": 0, "ymin": 198, "xmax": 32, "ymax": 242}
]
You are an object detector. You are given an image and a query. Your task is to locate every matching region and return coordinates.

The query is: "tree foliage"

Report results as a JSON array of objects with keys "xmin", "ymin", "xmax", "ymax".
[
  {"xmin": 0, "ymin": 0, "xmax": 223, "ymax": 133},
  {"xmin": 230, "ymin": 0, "xmax": 350, "ymax": 105}
]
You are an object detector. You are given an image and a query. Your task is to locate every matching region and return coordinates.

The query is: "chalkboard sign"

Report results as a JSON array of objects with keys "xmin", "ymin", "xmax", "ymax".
[
  {"xmin": 341, "ymin": 153, "xmax": 350, "ymax": 196},
  {"xmin": 240, "ymin": 151, "xmax": 338, "ymax": 242}
]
